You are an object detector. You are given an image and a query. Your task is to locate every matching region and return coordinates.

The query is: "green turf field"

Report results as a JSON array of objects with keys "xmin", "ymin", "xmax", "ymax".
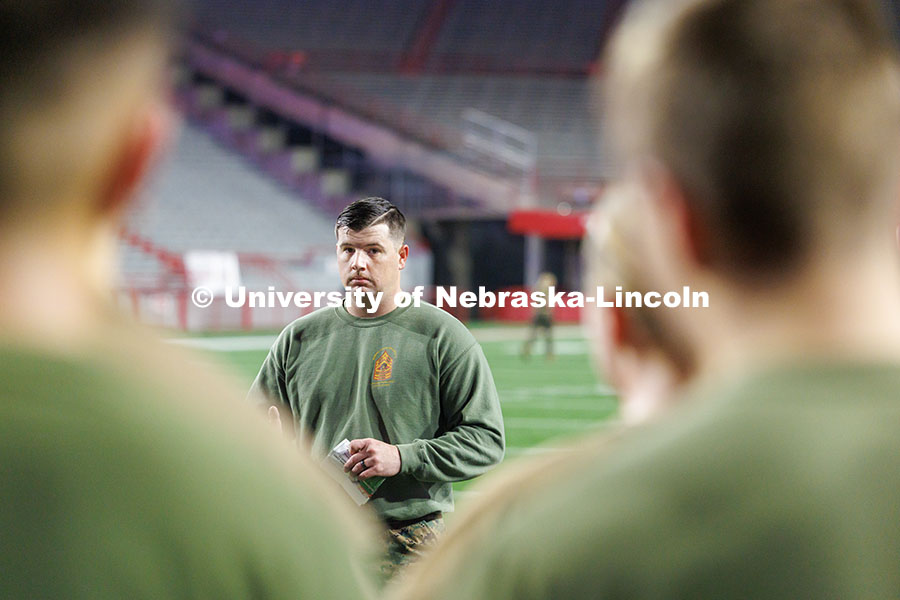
[{"xmin": 179, "ymin": 324, "xmax": 619, "ymax": 494}]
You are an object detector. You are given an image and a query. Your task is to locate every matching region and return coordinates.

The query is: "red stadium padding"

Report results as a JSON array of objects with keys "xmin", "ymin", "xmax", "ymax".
[{"xmin": 507, "ymin": 210, "xmax": 589, "ymax": 239}]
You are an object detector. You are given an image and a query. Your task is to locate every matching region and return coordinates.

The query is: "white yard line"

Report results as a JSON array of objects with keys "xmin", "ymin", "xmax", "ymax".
[
  {"xmin": 502, "ymin": 417, "xmax": 606, "ymax": 430},
  {"xmin": 503, "ymin": 445, "xmax": 567, "ymax": 457},
  {"xmin": 452, "ymin": 489, "xmax": 483, "ymax": 503},
  {"xmin": 502, "ymin": 404, "xmax": 617, "ymax": 416},
  {"xmin": 500, "ymin": 383, "xmax": 616, "ymax": 400},
  {"xmin": 167, "ymin": 335, "xmax": 278, "ymax": 352},
  {"xmin": 495, "ymin": 340, "xmax": 590, "ymax": 356},
  {"xmin": 165, "ymin": 324, "xmax": 588, "ymax": 351}
]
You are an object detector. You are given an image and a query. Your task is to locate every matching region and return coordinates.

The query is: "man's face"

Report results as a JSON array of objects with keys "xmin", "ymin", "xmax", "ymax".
[{"xmin": 336, "ymin": 223, "xmax": 408, "ymax": 295}]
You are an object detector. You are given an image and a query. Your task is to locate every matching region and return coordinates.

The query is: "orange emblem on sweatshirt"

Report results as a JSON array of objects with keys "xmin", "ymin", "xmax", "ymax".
[{"xmin": 373, "ymin": 347, "xmax": 396, "ymax": 384}]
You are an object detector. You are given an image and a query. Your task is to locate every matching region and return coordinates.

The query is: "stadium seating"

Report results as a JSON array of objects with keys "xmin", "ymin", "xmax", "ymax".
[
  {"xmin": 118, "ymin": 125, "xmax": 339, "ymax": 293},
  {"xmin": 191, "ymin": 0, "xmax": 606, "ymax": 74},
  {"xmin": 428, "ymin": 0, "xmax": 608, "ymax": 73},
  {"xmin": 192, "ymin": 0, "xmax": 431, "ymax": 70},
  {"xmin": 185, "ymin": 0, "xmax": 900, "ymax": 203},
  {"xmin": 186, "ymin": 0, "xmax": 613, "ymax": 204},
  {"xmin": 126, "ymin": 125, "xmax": 335, "ymax": 256},
  {"xmin": 117, "ymin": 243, "xmax": 169, "ymax": 289},
  {"xmin": 118, "ymin": 124, "xmax": 432, "ymax": 298},
  {"xmin": 321, "ymin": 73, "xmax": 604, "ymax": 175}
]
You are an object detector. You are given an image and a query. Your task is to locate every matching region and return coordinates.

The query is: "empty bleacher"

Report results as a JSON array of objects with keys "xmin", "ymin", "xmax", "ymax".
[
  {"xmin": 322, "ymin": 73, "xmax": 605, "ymax": 178},
  {"xmin": 191, "ymin": 0, "xmax": 609, "ymax": 74},
  {"xmin": 117, "ymin": 243, "xmax": 169, "ymax": 289},
  {"xmin": 119, "ymin": 123, "xmax": 433, "ymax": 295},
  {"xmin": 119, "ymin": 124, "xmax": 339, "ymax": 291},
  {"xmin": 187, "ymin": 0, "xmax": 612, "ymax": 199},
  {"xmin": 429, "ymin": 0, "xmax": 608, "ymax": 73},
  {"xmin": 128, "ymin": 125, "xmax": 335, "ymax": 255},
  {"xmin": 192, "ymin": 0, "xmax": 431, "ymax": 70}
]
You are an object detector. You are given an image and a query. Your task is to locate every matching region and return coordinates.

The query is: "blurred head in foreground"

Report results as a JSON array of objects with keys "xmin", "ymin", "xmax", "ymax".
[
  {"xmin": 0, "ymin": 0, "xmax": 175, "ymax": 349},
  {"xmin": 0, "ymin": 3, "xmax": 376, "ymax": 598},
  {"xmin": 391, "ymin": 2, "xmax": 900, "ymax": 599},
  {"xmin": 601, "ymin": 0, "xmax": 900, "ymax": 382},
  {"xmin": 585, "ymin": 183, "xmax": 694, "ymax": 424}
]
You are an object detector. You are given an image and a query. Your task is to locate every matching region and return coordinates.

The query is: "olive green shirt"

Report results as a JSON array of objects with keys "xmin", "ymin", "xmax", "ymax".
[
  {"xmin": 0, "ymin": 341, "xmax": 374, "ymax": 599},
  {"xmin": 250, "ymin": 302, "xmax": 505, "ymax": 521},
  {"xmin": 397, "ymin": 362, "xmax": 900, "ymax": 599}
]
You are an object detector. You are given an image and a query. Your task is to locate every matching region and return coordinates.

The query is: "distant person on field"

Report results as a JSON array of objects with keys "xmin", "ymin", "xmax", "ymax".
[
  {"xmin": 391, "ymin": 0, "xmax": 900, "ymax": 598},
  {"xmin": 0, "ymin": 2, "xmax": 375, "ymax": 598},
  {"xmin": 251, "ymin": 197, "xmax": 505, "ymax": 582},
  {"xmin": 522, "ymin": 271, "xmax": 557, "ymax": 360}
]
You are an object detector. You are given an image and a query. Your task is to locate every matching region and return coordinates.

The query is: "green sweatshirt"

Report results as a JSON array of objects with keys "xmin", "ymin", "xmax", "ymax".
[
  {"xmin": 395, "ymin": 362, "xmax": 900, "ymax": 599},
  {"xmin": 0, "ymin": 340, "xmax": 373, "ymax": 599},
  {"xmin": 250, "ymin": 302, "xmax": 505, "ymax": 521}
]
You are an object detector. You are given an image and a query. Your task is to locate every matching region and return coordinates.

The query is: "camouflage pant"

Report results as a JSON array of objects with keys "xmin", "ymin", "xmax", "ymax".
[{"xmin": 379, "ymin": 516, "xmax": 445, "ymax": 582}]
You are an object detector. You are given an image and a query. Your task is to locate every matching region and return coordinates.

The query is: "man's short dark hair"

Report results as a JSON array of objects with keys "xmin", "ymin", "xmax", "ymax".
[{"xmin": 335, "ymin": 198, "xmax": 407, "ymax": 247}]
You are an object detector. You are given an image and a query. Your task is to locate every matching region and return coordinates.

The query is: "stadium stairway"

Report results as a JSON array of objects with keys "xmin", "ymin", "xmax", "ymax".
[{"xmin": 118, "ymin": 124, "xmax": 340, "ymax": 291}]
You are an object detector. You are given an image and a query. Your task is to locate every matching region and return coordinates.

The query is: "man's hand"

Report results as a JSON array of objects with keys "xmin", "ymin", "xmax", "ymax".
[
  {"xmin": 344, "ymin": 438, "xmax": 401, "ymax": 480},
  {"xmin": 268, "ymin": 406, "xmax": 282, "ymax": 430},
  {"xmin": 267, "ymin": 405, "xmax": 294, "ymax": 438}
]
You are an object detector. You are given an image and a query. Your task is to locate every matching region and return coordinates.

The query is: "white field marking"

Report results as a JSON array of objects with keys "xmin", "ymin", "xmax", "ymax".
[
  {"xmin": 453, "ymin": 489, "xmax": 483, "ymax": 503},
  {"xmin": 500, "ymin": 390, "xmax": 618, "ymax": 412},
  {"xmin": 502, "ymin": 417, "xmax": 607, "ymax": 430},
  {"xmin": 501, "ymin": 401, "xmax": 618, "ymax": 415},
  {"xmin": 471, "ymin": 324, "xmax": 585, "ymax": 343},
  {"xmin": 498, "ymin": 340, "xmax": 589, "ymax": 356},
  {"xmin": 503, "ymin": 445, "xmax": 566, "ymax": 457},
  {"xmin": 500, "ymin": 384, "xmax": 616, "ymax": 400},
  {"xmin": 166, "ymin": 335, "xmax": 278, "ymax": 352},
  {"xmin": 502, "ymin": 417, "xmax": 624, "ymax": 444},
  {"xmin": 501, "ymin": 394, "xmax": 617, "ymax": 407},
  {"xmin": 164, "ymin": 324, "xmax": 587, "ymax": 351}
]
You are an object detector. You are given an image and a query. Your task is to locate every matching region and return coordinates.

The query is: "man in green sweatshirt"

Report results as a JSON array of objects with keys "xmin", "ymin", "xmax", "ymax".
[
  {"xmin": 251, "ymin": 197, "xmax": 505, "ymax": 580},
  {"xmin": 390, "ymin": 0, "xmax": 900, "ymax": 598},
  {"xmin": 0, "ymin": 1, "xmax": 376, "ymax": 597}
]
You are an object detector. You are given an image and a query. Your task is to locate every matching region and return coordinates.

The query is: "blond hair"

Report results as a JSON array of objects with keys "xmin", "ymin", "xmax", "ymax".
[
  {"xmin": 606, "ymin": 0, "xmax": 900, "ymax": 280},
  {"xmin": 586, "ymin": 183, "xmax": 696, "ymax": 375}
]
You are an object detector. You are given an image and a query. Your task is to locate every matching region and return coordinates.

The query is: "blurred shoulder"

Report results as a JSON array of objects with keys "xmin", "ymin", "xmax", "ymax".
[
  {"xmin": 394, "ymin": 400, "xmax": 749, "ymax": 600},
  {"xmin": 0, "ymin": 328, "xmax": 376, "ymax": 597}
]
